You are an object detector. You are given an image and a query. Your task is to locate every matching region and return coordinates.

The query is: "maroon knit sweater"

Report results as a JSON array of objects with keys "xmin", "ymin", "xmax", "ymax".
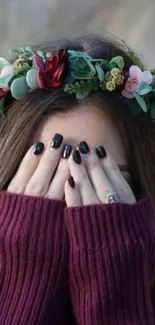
[{"xmin": 0, "ymin": 191, "xmax": 154, "ymax": 325}]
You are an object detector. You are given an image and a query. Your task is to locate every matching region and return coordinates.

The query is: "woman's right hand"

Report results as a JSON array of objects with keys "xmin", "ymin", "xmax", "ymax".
[{"xmin": 7, "ymin": 133, "xmax": 71, "ymax": 200}]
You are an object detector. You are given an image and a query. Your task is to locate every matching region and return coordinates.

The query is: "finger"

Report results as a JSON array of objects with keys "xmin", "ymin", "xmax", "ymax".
[
  {"xmin": 78, "ymin": 142, "xmax": 117, "ymax": 203},
  {"xmin": 46, "ymin": 145, "xmax": 71, "ymax": 200},
  {"xmin": 98, "ymin": 147, "xmax": 136, "ymax": 204},
  {"xmin": 25, "ymin": 133, "xmax": 64, "ymax": 196},
  {"xmin": 68, "ymin": 150, "xmax": 99, "ymax": 205},
  {"xmin": 65, "ymin": 176, "xmax": 82, "ymax": 207},
  {"xmin": 7, "ymin": 141, "xmax": 45, "ymax": 194}
]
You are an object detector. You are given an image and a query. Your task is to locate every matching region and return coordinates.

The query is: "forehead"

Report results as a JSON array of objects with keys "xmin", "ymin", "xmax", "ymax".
[{"xmin": 31, "ymin": 105, "xmax": 127, "ymax": 166}]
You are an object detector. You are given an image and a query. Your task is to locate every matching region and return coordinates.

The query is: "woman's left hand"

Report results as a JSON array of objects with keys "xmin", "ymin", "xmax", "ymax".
[{"xmin": 65, "ymin": 141, "xmax": 136, "ymax": 207}]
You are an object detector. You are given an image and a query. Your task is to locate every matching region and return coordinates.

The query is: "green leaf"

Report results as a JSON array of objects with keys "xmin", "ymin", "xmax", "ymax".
[
  {"xmin": 71, "ymin": 71, "xmax": 94, "ymax": 80},
  {"xmin": 0, "ymin": 75, "xmax": 13, "ymax": 88},
  {"xmin": 101, "ymin": 60, "xmax": 113, "ymax": 71},
  {"xmin": 11, "ymin": 77, "xmax": 29, "ymax": 99},
  {"xmin": 0, "ymin": 58, "xmax": 9, "ymax": 71},
  {"xmin": 136, "ymin": 82, "xmax": 152, "ymax": 96},
  {"xmin": 64, "ymin": 84, "xmax": 75, "ymax": 94},
  {"xmin": 110, "ymin": 56, "xmax": 124, "ymax": 70},
  {"xmin": 8, "ymin": 75, "xmax": 20, "ymax": 87},
  {"xmin": 18, "ymin": 54, "xmax": 25, "ymax": 59},
  {"xmin": 46, "ymin": 52, "xmax": 52, "ymax": 57},
  {"xmin": 150, "ymin": 108, "xmax": 155, "ymax": 119},
  {"xmin": 149, "ymin": 102, "xmax": 155, "ymax": 119},
  {"xmin": 76, "ymin": 91, "xmax": 90, "ymax": 99},
  {"xmin": 64, "ymin": 73, "xmax": 75, "ymax": 84},
  {"xmin": 134, "ymin": 93, "xmax": 148, "ymax": 112},
  {"xmin": 69, "ymin": 52, "xmax": 97, "ymax": 80},
  {"xmin": 0, "ymin": 97, "xmax": 5, "ymax": 117},
  {"xmin": 95, "ymin": 64, "xmax": 104, "ymax": 81},
  {"xmin": 26, "ymin": 69, "xmax": 39, "ymax": 89},
  {"xmin": 68, "ymin": 50, "xmax": 92, "ymax": 61},
  {"xmin": 17, "ymin": 65, "xmax": 31, "ymax": 76},
  {"xmin": 9, "ymin": 47, "xmax": 25, "ymax": 55},
  {"xmin": 125, "ymin": 98, "xmax": 141, "ymax": 115},
  {"xmin": 9, "ymin": 49, "xmax": 21, "ymax": 54},
  {"xmin": 150, "ymin": 101, "xmax": 155, "ymax": 109},
  {"xmin": 37, "ymin": 50, "xmax": 45, "ymax": 59},
  {"xmin": 25, "ymin": 46, "xmax": 34, "ymax": 54},
  {"xmin": 19, "ymin": 47, "xmax": 26, "ymax": 54},
  {"xmin": 27, "ymin": 55, "xmax": 33, "ymax": 61}
]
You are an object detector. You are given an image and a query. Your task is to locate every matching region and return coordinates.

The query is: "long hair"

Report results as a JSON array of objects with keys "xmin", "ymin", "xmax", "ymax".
[
  {"xmin": 0, "ymin": 34, "xmax": 155, "ymax": 313},
  {"xmin": 0, "ymin": 35, "xmax": 155, "ymax": 201}
]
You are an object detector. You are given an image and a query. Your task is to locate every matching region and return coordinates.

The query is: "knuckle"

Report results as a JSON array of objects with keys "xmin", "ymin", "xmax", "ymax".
[
  {"xmin": 45, "ymin": 191, "xmax": 59, "ymax": 199},
  {"xmin": 117, "ymin": 186, "xmax": 135, "ymax": 204},
  {"xmin": 79, "ymin": 168, "xmax": 88, "ymax": 182},
  {"xmin": 109, "ymin": 158, "xmax": 118, "ymax": 170},
  {"xmin": 23, "ymin": 157, "xmax": 34, "ymax": 170},
  {"xmin": 47, "ymin": 146, "xmax": 61, "ymax": 159},
  {"xmin": 21, "ymin": 150, "xmax": 40, "ymax": 172},
  {"xmin": 87, "ymin": 154, "xmax": 100, "ymax": 170},
  {"xmin": 58, "ymin": 160, "xmax": 69, "ymax": 173},
  {"xmin": 25, "ymin": 181, "xmax": 46, "ymax": 196},
  {"xmin": 106, "ymin": 158, "xmax": 119, "ymax": 172},
  {"xmin": 78, "ymin": 173, "xmax": 89, "ymax": 189},
  {"xmin": 7, "ymin": 184, "xmax": 25, "ymax": 194},
  {"xmin": 24, "ymin": 146, "xmax": 38, "ymax": 163},
  {"xmin": 44, "ymin": 192, "xmax": 51, "ymax": 199}
]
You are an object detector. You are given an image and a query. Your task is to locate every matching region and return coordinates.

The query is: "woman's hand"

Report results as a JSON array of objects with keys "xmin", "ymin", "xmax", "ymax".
[
  {"xmin": 65, "ymin": 141, "xmax": 136, "ymax": 207},
  {"xmin": 7, "ymin": 135, "xmax": 136, "ymax": 205},
  {"xmin": 7, "ymin": 133, "xmax": 71, "ymax": 200}
]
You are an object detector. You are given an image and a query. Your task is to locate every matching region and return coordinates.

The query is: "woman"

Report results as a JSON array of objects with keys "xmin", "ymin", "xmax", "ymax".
[{"xmin": 0, "ymin": 34, "xmax": 154, "ymax": 325}]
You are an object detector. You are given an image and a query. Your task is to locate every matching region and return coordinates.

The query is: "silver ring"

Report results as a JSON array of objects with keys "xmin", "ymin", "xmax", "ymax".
[{"xmin": 106, "ymin": 193, "xmax": 119, "ymax": 204}]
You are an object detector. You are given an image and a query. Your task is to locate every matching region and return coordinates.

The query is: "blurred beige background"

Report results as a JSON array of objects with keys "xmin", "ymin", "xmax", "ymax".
[{"xmin": 0, "ymin": 0, "xmax": 155, "ymax": 67}]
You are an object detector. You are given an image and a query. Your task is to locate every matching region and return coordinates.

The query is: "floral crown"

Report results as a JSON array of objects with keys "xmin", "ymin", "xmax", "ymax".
[{"xmin": 0, "ymin": 45, "xmax": 155, "ymax": 118}]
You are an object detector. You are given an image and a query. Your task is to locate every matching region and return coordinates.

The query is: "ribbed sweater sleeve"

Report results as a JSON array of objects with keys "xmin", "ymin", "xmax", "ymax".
[
  {"xmin": 0, "ymin": 191, "xmax": 68, "ymax": 325},
  {"xmin": 65, "ymin": 197, "xmax": 155, "ymax": 325}
]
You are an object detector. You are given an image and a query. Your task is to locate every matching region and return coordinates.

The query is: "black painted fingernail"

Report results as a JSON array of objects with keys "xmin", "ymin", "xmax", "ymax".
[
  {"xmin": 51, "ymin": 133, "xmax": 63, "ymax": 149},
  {"xmin": 79, "ymin": 141, "xmax": 90, "ymax": 154},
  {"xmin": 73, "ymin": 150, "xmax": 82, "ymax": 164},
  {"xmin": 33, "ymin": 141, "xmax": 44, "ymax": 155},
  {"xmin": 62, "ymin": 144, "xmax": 72, "ymax": 159},
  {"xmin": 68, "ymin": 176, "xmax": 75, "ymax": 188},
  {"xmin": 96, "ymin": 145, "xmax": 106, "ymax": 159}
]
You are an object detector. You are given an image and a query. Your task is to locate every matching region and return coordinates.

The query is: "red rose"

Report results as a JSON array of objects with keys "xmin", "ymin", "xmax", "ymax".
[{"xmin": 34, "ymin": 49, "xmax": 68, "ymax": 89}]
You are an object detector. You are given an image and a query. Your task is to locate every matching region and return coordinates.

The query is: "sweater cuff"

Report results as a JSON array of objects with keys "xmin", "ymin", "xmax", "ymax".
[
  {"xmin": 65, "ymin": 196, "xmax": 154, "ymax": 249},
  {"xmin": 0, "ymin": 191, "xmax": 66, "ymax": 235},
  {"xmin": 0, "ymin": 192, "xmax": 68, "ymax": 325}
]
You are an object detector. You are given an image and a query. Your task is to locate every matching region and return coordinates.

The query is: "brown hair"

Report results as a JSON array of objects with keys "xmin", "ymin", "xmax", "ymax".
[
  {"xmin": 0, "ymin": 34, "xmax": 155, "ymax": 312},
  {"xmin": 0, "ymin": 34, "xmax": 155, "ymax": 202}
]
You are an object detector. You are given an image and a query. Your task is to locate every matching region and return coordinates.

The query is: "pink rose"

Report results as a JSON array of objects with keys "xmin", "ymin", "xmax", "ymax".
[
  {"xmin": 122, "ymin": 65, "xmax": 153, "ymax": 99},
  {"xmin": 125, "ymin": 77, "xmax": 139, "ymax": 93}
]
